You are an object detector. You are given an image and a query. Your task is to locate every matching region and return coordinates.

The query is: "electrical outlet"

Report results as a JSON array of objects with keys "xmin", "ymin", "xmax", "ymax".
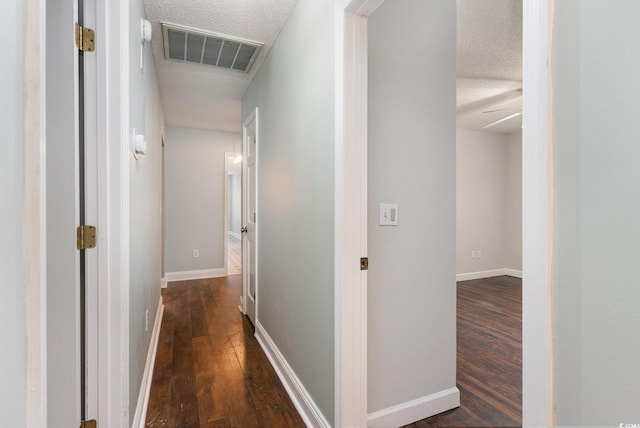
[
  {"xmin": 145, "ymin": 309, "xmax": 149, "ymax": 332},
  {"xmin": 477, "ymin": 250, "xmax": 482, "ymax": 259},
  {"xmin": 193, "ymin": 249, "xmax": 199, "ymax": 258}
]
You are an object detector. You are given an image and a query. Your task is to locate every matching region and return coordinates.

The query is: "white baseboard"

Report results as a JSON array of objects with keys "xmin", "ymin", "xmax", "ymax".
[
  {"xmin": 255, "ymin": 322, "xmax": 331, "ymax": 428},
  {"xmin": 228, "ymin": 230, "xmax": 241, "ymax": 240},
  {"xmin": 504, "ymin": 268, "xmax": 523, "ymax": 278},
  {"xmin": 367, "ymin": 387, "xmax": 460, "ymax": 428},
  {"xmin": 160, "ymin": 277, "xmax": 167, "ymax": 288},
  {"xmin": 456, "ymin": 268, "xmax": 523, "ymax": 282},
  {"xmin": 132, "ymin": 297, "xmax": 164, "ymax": 428},
  {"xmin": 165, "ymin": 268, "xmax": 226, "ymax": 282}
]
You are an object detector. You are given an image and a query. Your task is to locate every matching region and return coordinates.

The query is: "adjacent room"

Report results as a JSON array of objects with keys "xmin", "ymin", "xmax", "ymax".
[{"xmin": 432, "ymin": 0, "xmax": 524, "ymax": 425}]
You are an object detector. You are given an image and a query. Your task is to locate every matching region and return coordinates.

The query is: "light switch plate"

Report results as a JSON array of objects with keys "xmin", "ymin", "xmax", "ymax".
[{"xmin": 379, "ymin": 203, "xmax": 399, "ymax": 226}]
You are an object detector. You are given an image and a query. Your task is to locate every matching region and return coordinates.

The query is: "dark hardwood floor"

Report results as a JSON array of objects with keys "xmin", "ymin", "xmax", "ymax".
[
  {"xmin": 146, "ymin": 275, "xmax": 521, "ymax": 428},
  {"xmin": 406, "ymin": 275, "xmax": 522, "ymax": 427},
  {"xmin": 145, "ymin": 275, "xmax": 305, "ymax": 427}
]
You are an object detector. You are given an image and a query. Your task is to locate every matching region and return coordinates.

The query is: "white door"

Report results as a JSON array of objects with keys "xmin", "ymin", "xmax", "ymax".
[
  {"xmin": 46, "ymin": 0, "xmax": 98, "ymax": 425},
  {"xmin": 242, "ymin": 109, "xmax": 258, "ymax": 325}
]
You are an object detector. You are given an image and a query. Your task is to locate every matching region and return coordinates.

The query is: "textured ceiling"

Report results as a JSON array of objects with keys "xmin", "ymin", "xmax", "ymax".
[
  {"xmin": 144, "ymin": 0, "xmax": 522, "ymax": 134},
  {"xmin": 142, "ymin": 0, "xmax": 298, "ymax": 132},
  {"xmin": 457, "ymin": 0, "xmax": 523, "ymax": 134}
]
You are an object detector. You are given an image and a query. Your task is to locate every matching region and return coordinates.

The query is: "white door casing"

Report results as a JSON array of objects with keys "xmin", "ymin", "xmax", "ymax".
[
  {"xmin": 242, "ymin": 109, "xmax": 258, "ymax": 325},
  {"xmin": 335, "ymin": 1, "xmax": 382, "ymax": 426},
  {"xmin": 46, "ymin": 0, "xmax": 100, "ymax": 423},
  {"xmin": 82, "ymin": 0, "xmax": 100, "ymax": 420},
  {"xmin": 33, "ymin": 0, "xmax": 130, "ymax": 426}
]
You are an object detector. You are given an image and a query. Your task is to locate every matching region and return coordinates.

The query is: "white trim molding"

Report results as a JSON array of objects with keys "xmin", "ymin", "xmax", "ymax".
[
  {"xmin": 504, "ymin": 268, "xmax": 523, "ymax": 279},
  {"xmin": 255, "ymin": 322, "xmax": 331, "ymax": 428},
  {"xmin": 366, "ymin": 388, "xmax": 460, "ymax": 428},
  {"xmin": 522, "ymin": 0, "xmax": 553, "ymax": 426},
  {"xmin": 335, "ymin": 0, "xmax": 375, "ymax": 426},
  {"xmin": 165, "ymin": 268, "xmax": 226, "ymax": 282},
  {"xmin": 131, "ymin": 298, "xmax": 164, "ymax": 428},
  {"xmin": 456, "ymin": 268, "xmax": 523, "ymax": 282}
]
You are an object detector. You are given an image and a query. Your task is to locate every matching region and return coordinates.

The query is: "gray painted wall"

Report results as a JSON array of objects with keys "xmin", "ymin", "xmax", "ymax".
[
  {"xmin": 46, "ymin": 0, "xmax": 81, "ymax": 424},
  {"xmin": 368, "ymin": 0, "xmax": 457, "ymax": 414},
  {"xmin": 552, "ymin": 0, "xmax": 640, "ymax": 423},
  {"xmin": 164, "ymin": 127, "xmax": 238, "ymax": 273},
  {"xmin": 229, "ymin": 171, "xmax": 242, "ymax": 234},
  {"xmin": 506, "ymin": 131, "xmax": 522, "ymax": 271},
  {"xmin": 456, "ymin": 128, "xmax": 522, "ymax": 274},
  {"xmin": 129, "ymin": 0, "xmax": 164, "ymax": 418},
  {"xmin": 241, "ymin": 0, "xmax": 336, "ymax": 422},
  {"xmin": 1, "ymin": 0, "xmax": 26, "ymax": 425}
]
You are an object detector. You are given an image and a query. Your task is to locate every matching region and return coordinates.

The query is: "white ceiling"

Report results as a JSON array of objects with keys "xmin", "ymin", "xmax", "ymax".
[
  {"xmin": 457, "ymin": 0, "xmax": 523, "ymax": 134},
  {"xmin": 142, "ymin": 0, "xmax": 298, "ymax": 133},
  {"xmin": 143, "ymin": 0, "xmax": 522, "ymax": 134}
]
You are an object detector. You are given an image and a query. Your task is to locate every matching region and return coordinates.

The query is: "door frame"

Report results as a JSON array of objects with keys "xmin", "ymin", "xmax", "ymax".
[
  {"xmin": 335, "ymin": 0, "xmax": 553, "ymax": 426},
  {"xmin": 521, "ymin": 0, "xmax": 552, "ymax": 425},
  {"xmin": 98, "ymin": 0, "xmax": 131, "ymax": 425},
  {"xmin": 26, "ymin": 0, "xmax": 130, "ymax": 426}
]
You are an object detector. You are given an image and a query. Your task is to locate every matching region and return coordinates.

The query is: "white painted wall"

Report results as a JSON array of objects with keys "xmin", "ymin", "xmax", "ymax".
[
  {"xmin": 164, "ymin": 127, "xmax": 238, "ymax": 273},
  {"xmin": 241, "ymin": 0, "xmax": 336, "ymax": 422},
  {"xmin": 367, "ymin": 0, "xmax": 458, "ymax": 422},
  {"xmin": 1, "ymin": 1, "xmax": 26, "ymax": 426},
  {"xmin": 552, "ymin": 0, "xmax": 640, "ymax": 423},
  {"xmin": 129, "ymin": 0, "xmax": 165, "ymax": 419},
  {"xmin": 456, "ymin": 128, "xmax": 522, "ymax": 276}
]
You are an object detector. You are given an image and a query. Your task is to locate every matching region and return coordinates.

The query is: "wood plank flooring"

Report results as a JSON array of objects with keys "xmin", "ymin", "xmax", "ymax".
[
  {"xmin": 406, "ymin": 275, "xmax": 522, "ymax": 427},
  {"xmin": 145, "ymin": 275, "xmax": 305, "ymax": 427},
  {"xmin": 146, "ymin": 275, "xmax": 521, "ymax": 427},
  {"xmin": 227, "ymin": 234, "xmax": 241, "ymax": 276}
]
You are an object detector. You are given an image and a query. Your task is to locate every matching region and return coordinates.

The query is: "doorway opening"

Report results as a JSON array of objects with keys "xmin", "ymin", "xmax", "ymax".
[
  {"xmin": 225, "ymin": 152, "xmax": 242, "ymax": 276},
  {"xmin": 453, "ymin": 0, "xmax": 523, "ymax": 425}
]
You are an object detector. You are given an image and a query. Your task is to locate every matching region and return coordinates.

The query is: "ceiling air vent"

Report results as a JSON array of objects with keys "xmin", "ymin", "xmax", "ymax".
[{"xmin": 161, "ymin": 22, "xmax": 263, "ymax": 73}]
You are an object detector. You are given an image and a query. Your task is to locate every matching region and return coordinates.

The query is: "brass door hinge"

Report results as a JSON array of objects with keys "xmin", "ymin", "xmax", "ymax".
[
  {"xmin": 75, "ymin": 24, "xmax": 95, "ymax": 52},
  {"xmin": 77, "ymin": 225, "xmax": 97, "ymax": 250},
  {"xmin": 360, "ymin": 257, "xmax": 369, "ymax": 271},
  {"xmin": 80, "ymin": 420, "xmax": 97, "ymax": 428}
]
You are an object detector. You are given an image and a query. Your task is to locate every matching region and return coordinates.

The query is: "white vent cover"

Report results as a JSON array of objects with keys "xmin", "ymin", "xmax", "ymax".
[{"xmin": 161, "ymin": 22, "xmax": 263, "ymax": 73}]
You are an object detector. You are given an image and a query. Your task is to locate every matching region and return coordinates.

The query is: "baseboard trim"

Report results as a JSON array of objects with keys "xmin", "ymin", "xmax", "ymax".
[
  {"xmin": 504, "ymin": 268, "xmax": 523, "ymax": 278},
  {"xmin": 457, "ymin": 268, "xmax": 523, "ymax": 282},
  {"xmin": 228, "ymin": 230, "xmax": 241, "ymax": 240},
  {"xmin": 132, "ymin": 297, "xmax": 164, "ymax": 428},
  {"xmin": 367, "ymin": 387, "xmax": 460, "ymax": 428},
  {"xmin": 255, "ymin": 322, "xmax": 331, "ymax": 428},
  {"xmin": 165, "ymin": 268, "xmax": 226, "ymax": 282},
  {"xmin": 161, "ymin": 277, "xmax": 167, "ymax": 288}
]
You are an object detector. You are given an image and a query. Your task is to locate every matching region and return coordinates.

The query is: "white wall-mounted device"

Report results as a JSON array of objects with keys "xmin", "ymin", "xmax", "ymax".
[
  {"xmin": 140, "ymin": 19, "xmax": 153, "ymax": 72},
  {"xmin": 132, "ymin": 128, "xmax": 147, "ymax": 159},
  {"xmin": 379, "ymin": 203, "xmax": 399, "ymax": 226}
]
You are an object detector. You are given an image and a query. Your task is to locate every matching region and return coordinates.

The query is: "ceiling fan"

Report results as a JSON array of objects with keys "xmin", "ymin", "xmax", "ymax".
[{"xmin": 482, "ymin": 106, "xmax": 523, "ymax": 129}]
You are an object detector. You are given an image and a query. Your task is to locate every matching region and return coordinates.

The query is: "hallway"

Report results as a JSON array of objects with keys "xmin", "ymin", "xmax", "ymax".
[{"xmin": 145, "ymin": 276, "xmax": 305, "ymax": 427}]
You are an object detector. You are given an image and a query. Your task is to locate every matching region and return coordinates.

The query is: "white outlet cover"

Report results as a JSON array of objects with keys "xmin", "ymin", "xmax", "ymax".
[{"xmin": 379, "ymin": 203, "xmax": 399, "ymax": 226}]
